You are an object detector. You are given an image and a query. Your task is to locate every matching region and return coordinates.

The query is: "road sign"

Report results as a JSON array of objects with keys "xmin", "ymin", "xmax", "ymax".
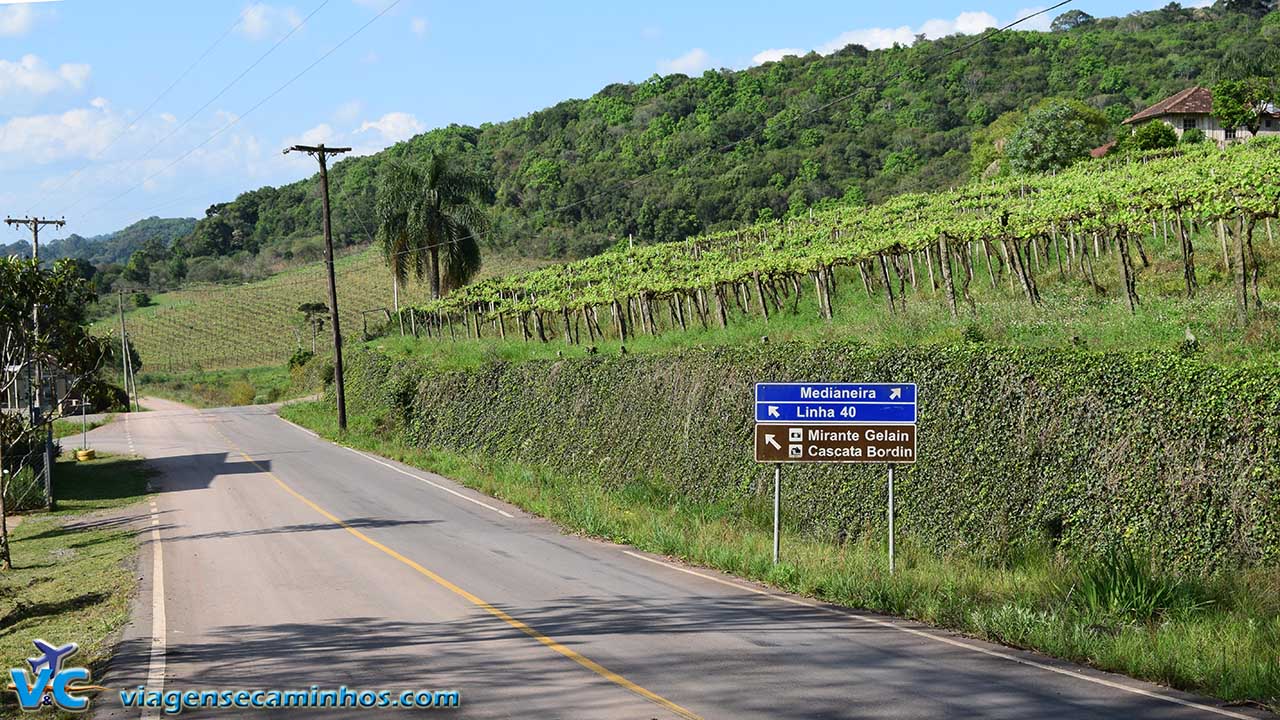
[
  {"xmin": 755, "ymin": 383, "xmax": 916, "ymax": 425},
  {"xmin": 754, "ymin": 381, "xmax": 919, "ymax": 570},
  {"xmin": 754, "ymin": 423, "xmax": 916, "ymax": 463},
  {"xmin": 755, "ymin": 383, "xmax": 916, "ymax": 403},
  {"xmin": 755, "ymin": 401, "xmax": 915, "ymax": 423}
]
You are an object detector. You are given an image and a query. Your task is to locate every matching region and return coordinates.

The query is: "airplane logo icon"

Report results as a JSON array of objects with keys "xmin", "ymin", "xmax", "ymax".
[{"xmin": 28, "ymin": 640, "xmax": 78, "ymax": 675}]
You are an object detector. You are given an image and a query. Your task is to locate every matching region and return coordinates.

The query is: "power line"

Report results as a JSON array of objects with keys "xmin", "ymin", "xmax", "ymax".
[
  {"xmin": 28, "ymin": 6, "xmax": 252, "ymax": 214},
  {"xmin": 371, "ymin": 1, "xmax": 1074, "ymax": 266},
  {"xmin": 60, "ymin": 0, "xmax": 335, "ymax": 217},
  {"xmin": 76, "ymin": 0, "xmax": 402, "ymax": 222}
]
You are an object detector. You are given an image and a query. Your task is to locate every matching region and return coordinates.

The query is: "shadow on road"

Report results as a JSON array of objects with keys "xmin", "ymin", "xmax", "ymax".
[
  {"xmin": 166, "ymin": 517, "xmax": 443, "ymax": 543},
  {"xmin": 97, "ymin": 597, "xmax": 1204, "ymax": 720}
]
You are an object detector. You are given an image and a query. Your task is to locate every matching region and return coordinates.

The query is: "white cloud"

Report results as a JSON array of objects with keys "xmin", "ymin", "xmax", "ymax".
[
  {"xmin": 0, "ymin": 4, "xmax": 34, "ymax": 36},
  {"xmin": 298, "ymin": 123, "xmax": 335, "ymax": 145},
  {"xmin": 752, "ymin": 48, "xmax": 805, "ymax": 65},
  {"xmin": 410, "ymin": 17, "xmax": 427, "ymax": 37},
  {"xmin": 240, "ymin": 3, "xmax": 302, "ymax": 40},
  {"xmin": 0, "ymin": 54, "xmax": 90, "ymax": 97},
  {"xmin": 356, "ymin": 111, "xmax": 424, "ymax": 143},
  {"xmin": 0, "ymin": 102, "xmax": 122, "ymax": 165},
  {"xmin": 1012, "ymin": 7, "xmax": 1053, "ymax": 32},
  {"xmin": 758, "ymin": 8, "xmax": 1043, "ymax": 66},
  {"xmin": 918, "ymin": 11, "xmax": 998, "ymax": 38},
  {"xmin": 658, "ymin": 48, "xmax": 711, "ymax": 75},
  {"xmin": 334, "ymin": 100, "xmax": 363, "ymax": 124}
]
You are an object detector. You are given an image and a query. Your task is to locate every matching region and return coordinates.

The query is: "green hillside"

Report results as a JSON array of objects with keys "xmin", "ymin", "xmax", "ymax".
[
  {"xmin": 121, "ymin": 4, "xmax": 1280, "ymax": 281},
  {"xmin": 0, "ymin": 216, "xmax": 198, "ymax": 266}
]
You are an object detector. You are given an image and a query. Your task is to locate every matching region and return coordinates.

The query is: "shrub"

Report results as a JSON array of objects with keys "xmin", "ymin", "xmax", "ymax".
[
  {"xmin": 133, "ymin": 292, "xmax": 153, "ymax": 308},
  {"xmin": 228, "ymin": 380, "xmax": 256, "ymax": 406},
  {"xmin": 1130, "ymin": 121, "xmax": 1178, "ymax": 151},
  {"xmin": 288, "ymin": 349, "xmax": 315, "ymax": 370},
  {"xmin": 1181, "ymin": 127, "xmax": 1206, "ymax": 144}
]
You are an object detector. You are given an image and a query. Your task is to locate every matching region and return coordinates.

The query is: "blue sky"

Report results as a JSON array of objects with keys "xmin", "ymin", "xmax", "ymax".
[{"xmin": 0, "ymin": 0, "xmax": 1195, "ymax": 238}]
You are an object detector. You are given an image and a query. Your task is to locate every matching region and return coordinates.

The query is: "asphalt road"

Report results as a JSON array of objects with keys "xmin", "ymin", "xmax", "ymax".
[{"xmin": 78, "ymin": 403, "xmax": 1269, "ymax": 719}]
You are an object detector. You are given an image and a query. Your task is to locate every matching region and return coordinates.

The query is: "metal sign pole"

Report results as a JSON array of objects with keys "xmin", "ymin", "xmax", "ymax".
[
  {"xmin": 773, "ymin": 464, "xmax": 781, "ymax": 564},
  {"xmin": 754, "ymin": 382, "xmax": 917, "ymax": 570},
  {"xmin": 888, "ymin": 464, "xmax": 895, "ymax": 574}
]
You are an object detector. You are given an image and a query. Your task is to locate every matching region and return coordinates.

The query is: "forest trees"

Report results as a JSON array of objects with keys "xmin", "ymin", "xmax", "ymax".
[
  {"xmin": 1050, "ymin": 10, "xmax": 1096, "ymax": 32},
  {"xmin": 92, "ymin": 6, "xmax": 1280, "ymax": 285}
]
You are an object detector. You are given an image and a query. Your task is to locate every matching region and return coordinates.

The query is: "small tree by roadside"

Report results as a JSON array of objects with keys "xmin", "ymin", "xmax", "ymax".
[{"xmin": 0, "ymin": 257, "xmax": 111, "ymax": 570}]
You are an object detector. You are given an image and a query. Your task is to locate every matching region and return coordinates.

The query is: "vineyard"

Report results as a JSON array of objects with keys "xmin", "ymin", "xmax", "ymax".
[
  {"xmin": 403, "ymin": 141, "xmax": 1280, "ymax": 347},
  {"xmin": 98, "ymin": 141, "xmax": 1280, "ymax": 374},
  {"xmin": 91, "ymin": 247, "xmax": 548, "ymax": 372}
]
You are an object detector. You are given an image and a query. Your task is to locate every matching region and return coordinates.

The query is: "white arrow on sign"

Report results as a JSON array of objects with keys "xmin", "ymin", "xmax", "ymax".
[
  {"xmin": 767, "ymin": 405, "xmax": 780, "ymax": 418},
  {"xmin": 889, "ymin": 387, "xmax": 902, "ymax": 400},
  {"xmin": 765, "ymin": 434, "xmax": 782, "ymax": 450}
]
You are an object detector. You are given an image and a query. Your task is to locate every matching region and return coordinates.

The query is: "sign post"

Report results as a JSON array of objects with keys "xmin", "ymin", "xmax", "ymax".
[
  {"xmin": 773, "ymin": 465, "xmax": 781, "ymax": 564},
  {"xmin": 888, "ymin": 464, "xmax": 895, "ymax": 574},
  {"xmin": 753, "ymin": 382, "xmax": 917, "ymax": 570}
]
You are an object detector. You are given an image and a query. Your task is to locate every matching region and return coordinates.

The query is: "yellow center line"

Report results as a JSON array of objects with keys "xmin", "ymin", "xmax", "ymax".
[{"xmin": 216, "ymin": 429, "xmax": 700, "ymax": 720}]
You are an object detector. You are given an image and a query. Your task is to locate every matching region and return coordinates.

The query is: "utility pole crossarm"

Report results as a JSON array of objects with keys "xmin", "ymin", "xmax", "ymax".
[
  {"xmin": 5, "ymin": 216, "xmax": 66, "ymax": 261},
  {"xmin": 283, "ymin": 144, "xmax": 353, "ymax": 156}
]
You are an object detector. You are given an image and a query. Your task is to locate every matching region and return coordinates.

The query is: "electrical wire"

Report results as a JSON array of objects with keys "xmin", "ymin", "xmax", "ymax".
[
  {"xmin": 59, "ymin": 0, "xmax": 335, "ymax": 216},
  {"xmin": 77, "ymin": 0, "xmax": 403, "ymax": 222},
  {"xmin": 28, "ymin": 5, "xmax": 252, "ymax": 214}
]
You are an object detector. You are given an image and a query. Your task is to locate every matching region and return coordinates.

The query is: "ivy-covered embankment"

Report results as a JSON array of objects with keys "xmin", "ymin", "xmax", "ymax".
[{"xmin": 342, "ymin": 342, "xmax": 1279, "ymax": 573}]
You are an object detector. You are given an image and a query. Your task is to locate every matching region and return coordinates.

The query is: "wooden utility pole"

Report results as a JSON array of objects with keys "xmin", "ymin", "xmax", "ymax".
[
  {"xmin": 6, "ymin": 216, "xmax": 65, "ymax": 509},
  {"xmin": 283, "ymin": 144, "xmax": 351, "ymax": 429},
  {"xmin": 4, "ymin": 215, "xmax": 65, "ymax": 262}
]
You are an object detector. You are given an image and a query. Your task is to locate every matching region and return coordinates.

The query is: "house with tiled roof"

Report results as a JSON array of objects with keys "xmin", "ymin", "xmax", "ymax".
[{"xmin": 1122, "ymin": 86, "xmax": 1280, "ymax": 145}]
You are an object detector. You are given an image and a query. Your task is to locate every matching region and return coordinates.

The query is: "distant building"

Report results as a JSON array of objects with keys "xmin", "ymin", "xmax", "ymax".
[{"xmin": 1122, "ymin": 86, "xmax": 1280, "ymax": 145}]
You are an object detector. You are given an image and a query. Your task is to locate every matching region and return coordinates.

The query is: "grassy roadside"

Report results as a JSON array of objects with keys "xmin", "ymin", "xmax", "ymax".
[
  {"xmin": 0, "ymin": 454, "xmax": 152, "ymax": 719},
  {"xmin": 136, "ymin": 365, "xmax": 297, "ymax": 408},
  {"xmin": 282, "ymin": 399, "xmax": 1280, "ymax": 712},
  {"xmin": 52, "ymin": 416, "xmax": 111, "ymax": 440}
]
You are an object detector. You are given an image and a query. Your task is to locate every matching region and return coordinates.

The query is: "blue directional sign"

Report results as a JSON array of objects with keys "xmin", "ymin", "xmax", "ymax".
[
  {"xmin": 755, "ymin": 383, "xmax": 917, "ymax": 424},
  {"xmin": 756, "ymin": 402, "xmax": 915, "ymax": 423}
]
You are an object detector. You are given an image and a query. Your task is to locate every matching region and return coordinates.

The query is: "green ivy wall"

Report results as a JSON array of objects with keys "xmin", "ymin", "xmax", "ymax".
[{"xmin": 339, "ymin": 343, "xmax": 1280, "ymax": 573}]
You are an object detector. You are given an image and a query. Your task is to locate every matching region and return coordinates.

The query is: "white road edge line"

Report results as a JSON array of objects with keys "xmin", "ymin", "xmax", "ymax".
[
  {"xmin": 273, "ymin": 416, "xmax": 512, "ymax": 518},
  {"xmin": 274, "ymin": 415, "xmax": 319, "ymax": 438},
  {"xmin": 343, "ymin": 446, "xmax": 514, "ymax": 519},
  {"xmin": 141, "ymin": 504, "xmax": 166, "ymax": 720},
  {"xmin": 621, "ymin": 550, "xmax": 1256, "ymax": 720}
]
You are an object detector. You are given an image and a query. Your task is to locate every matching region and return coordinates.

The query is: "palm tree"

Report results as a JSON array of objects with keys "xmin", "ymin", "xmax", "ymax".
[{"xmin": 374, "ymin": 153, "xmax": 490, "ymax": 299}]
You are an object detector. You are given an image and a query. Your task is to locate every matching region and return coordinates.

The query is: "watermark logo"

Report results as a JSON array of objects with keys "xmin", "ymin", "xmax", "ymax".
[{"xmin": 8, "ymin": 640, "xmax": 94, "ymax": 712}]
